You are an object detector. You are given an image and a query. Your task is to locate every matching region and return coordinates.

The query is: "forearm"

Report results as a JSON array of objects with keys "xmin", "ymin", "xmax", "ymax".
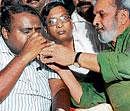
[
  {"xmin": 78, "ymin": 53, "xmax": 100, "ymax": 72},
  {"xmin": 58, "ymin": 70, "xmax": 82, "ymax": 104},
  {"xmin": 49, "ymin": 79, "xmax": 71, "ymax": 111},
  {"xmin": 0, "ymin": 55, "xmax": 29, "ymax": 102},
  {"xmin": 49, "ymin": 79, "xmax": 66, "ymax": 97}
]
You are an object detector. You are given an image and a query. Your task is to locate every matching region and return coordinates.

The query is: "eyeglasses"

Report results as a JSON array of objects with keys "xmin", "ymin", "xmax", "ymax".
[{"xmin": 46, "ymin": 15, "xmax": 70, "ymax": 27}]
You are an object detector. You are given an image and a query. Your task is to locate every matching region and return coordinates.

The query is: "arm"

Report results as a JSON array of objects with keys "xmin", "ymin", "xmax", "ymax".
[
  {"xmin": 49, "ymin": 79, "xmax": 71, "ymax": 111},
  {"xmin": 0, "ymin": 32, "xmax": 48, "ymax": 102},
  {"xmin": 41, "ymin": 44, "xmax": 100, "ymax": 72},
  {"xmin": 46, "ymin": 64, "xmax": 83, "ymax": 104},
  {"xmin": 56, "ymin": 70, "xmax": 83, "ymax": 103},
  {"xmin": 0, "ymin": 55, "xmax": 29, "ymax": 102},
  {"xmin": 78, "ymin": 53, "xmax": 100, "ymax": 72},
  {"xmin": 97, "ymin": 51, "xmax": 130, "ymax": 83}
]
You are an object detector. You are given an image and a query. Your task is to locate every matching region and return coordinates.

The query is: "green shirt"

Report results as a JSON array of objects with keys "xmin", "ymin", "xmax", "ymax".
[
  {"xmin": 71, "ymin": 75, "xmax": 107, "ymax": 108},
  {"xmin": 97, "ymin": 27, "xmax": 130, "ymax": 111}
]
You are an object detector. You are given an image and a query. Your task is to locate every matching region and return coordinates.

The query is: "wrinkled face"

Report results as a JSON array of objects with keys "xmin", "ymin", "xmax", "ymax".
[
  {"xmin": 3, "ymin": 12, "xmax": 42, "ymax": 54},
  {"xmin": 21, "ymin": 0, "xmax": 48, "ymax": 9},
  {"xmin": 46, "ymin": 6, "xmax": 73, "ymax": 43},
  {"xmin": 93, "ymin": 0, "xmax": 118, "ymax": 43}
]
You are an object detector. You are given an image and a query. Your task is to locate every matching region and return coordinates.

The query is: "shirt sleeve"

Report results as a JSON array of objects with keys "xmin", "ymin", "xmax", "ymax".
[
  {"xmin": 97, "ymin": 51, "xmax": 130, "ymax": 83},
  {"xmin": 0, "ymin": 51, "xmax": 13, "ymax": 70}
]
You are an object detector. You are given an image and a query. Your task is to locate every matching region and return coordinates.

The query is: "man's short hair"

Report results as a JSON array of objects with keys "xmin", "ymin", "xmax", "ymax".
[
  {"xmin": 40, "ymin": 1, "xmax": 71, "ymax": 27},
  {"xmin": 1, "ymin": 3, "xmax": 42, "ymax": 31},
  {"xmin": 115, "ymin": 0, "xmax": 130, "ymax": 18}
]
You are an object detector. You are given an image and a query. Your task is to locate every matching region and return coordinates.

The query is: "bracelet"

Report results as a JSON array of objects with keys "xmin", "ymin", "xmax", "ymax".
[{"xmin": 74, "ymin": 52, "xmax": 82, "ymax": 63}]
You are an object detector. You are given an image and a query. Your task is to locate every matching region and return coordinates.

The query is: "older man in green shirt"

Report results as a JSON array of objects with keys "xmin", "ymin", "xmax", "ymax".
[
  {"xmin": 97, "ymin": 26, "xmax": 130, "ymax": 110},
  {"xmin": 40, "ymin": 0, "xmax": 130, "ymax": 111}
]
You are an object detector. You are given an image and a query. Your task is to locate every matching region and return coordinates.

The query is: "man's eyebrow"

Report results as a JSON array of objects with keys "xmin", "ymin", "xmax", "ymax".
[
  {"xmin": 22, "ymin": 27, "xmax": 42, "ymax": 30},
  {"xmin": 95, "ymin": 10, "xmax": 104, "ymax": 14}
]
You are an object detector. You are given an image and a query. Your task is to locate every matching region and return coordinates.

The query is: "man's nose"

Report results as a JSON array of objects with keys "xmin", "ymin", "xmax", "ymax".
[
  {"xmin": 93, "ymin": 14, "xmax": 101, "ymax": 27},
  {"xmin": 32, "ymin": 27, "xmax": 41, "ymax": 33}
]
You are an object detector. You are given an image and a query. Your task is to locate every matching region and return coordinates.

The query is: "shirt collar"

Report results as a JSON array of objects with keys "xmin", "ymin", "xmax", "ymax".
[
  {"xmin": 117, "ymin": 26, "xmax": 130, "ymax": 41},
  {"xmin": 0, "ymin": 36, "xmax": 15, "ymax": 56},
  {"xmin": 72, "ymin": 10, "xmax": 86, "ymax": 22},
  {"xmin": 108, "ymin": 26, "xmax": 130, "ymax": 50}
]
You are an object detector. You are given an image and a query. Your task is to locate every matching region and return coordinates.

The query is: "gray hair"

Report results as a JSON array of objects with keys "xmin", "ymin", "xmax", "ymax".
[{"xmin": 115, "ymin": 0, "xmax": 130, "ymax": 18}]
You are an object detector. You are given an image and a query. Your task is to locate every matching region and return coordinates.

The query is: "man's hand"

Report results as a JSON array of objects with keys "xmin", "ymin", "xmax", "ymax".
[
  {"xmin": 19, "ymin": 32, "xmax": 51, "ymax": 63},
  {"xmin": 40, "ymin": 44, "xmax": 76, "ymax": 66}
]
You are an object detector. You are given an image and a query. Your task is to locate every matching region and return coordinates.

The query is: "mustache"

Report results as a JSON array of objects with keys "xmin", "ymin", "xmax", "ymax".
[
  {"xmin": 95, "ymin": 25, "xmax": 104, "ymax": 32},
  {"xmin": 76, "ymin": 1, "xmax": 92, "ymax": 8}
]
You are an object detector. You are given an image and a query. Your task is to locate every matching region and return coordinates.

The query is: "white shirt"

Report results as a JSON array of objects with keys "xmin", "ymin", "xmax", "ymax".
[
  {"xmin": 0, "ymin": 37, "xmax": 59, "ymax": 111},
  {"xmin": 72, "ymin": 10, "xmax": 95, "ymax": 53},
  {"xmin": 69, "ymin": 10, "xmax": 100, "ymax": 75}
]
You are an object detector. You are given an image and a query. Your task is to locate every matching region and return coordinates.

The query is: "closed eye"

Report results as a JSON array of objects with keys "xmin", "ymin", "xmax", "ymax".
[{"xmin": 20, "ymin": 28, "xmax": 32, "ymax": 34}]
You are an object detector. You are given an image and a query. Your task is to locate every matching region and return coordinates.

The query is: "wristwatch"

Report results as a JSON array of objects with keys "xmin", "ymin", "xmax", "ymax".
[{"xmin": 73, "ymin": 52, "xmax": 82, "ymax": 67}]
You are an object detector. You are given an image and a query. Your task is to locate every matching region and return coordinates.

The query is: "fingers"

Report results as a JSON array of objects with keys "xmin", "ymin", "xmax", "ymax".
[
  {"xmin": 40, "ymin": 43, "xmax": 55, "ymax": 56},
  {"xmin": 41, "ymin": 41, "xmax": 55, "ymax": 49},
  {"xmin": 27, "ymin": 32, "xmax": 46, "ymax": 42},
  {"xmin": 40, "ymin": 56, "xmax": 54, "ymax": 64}
]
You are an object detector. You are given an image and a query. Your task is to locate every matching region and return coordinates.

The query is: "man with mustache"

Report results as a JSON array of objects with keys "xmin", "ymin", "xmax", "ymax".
[
  {"xmin": 2, "ymin": 0, "xmax": 55, "ymax": 10},
  {"xmin": 41, "ymin": 0, "xmax": 130, "ymax": 111},
  {"xmin": 0, "ymin": 3, "xmax": 71, "ymax": 111},
  {"xmin": 71, "ymin": 0, "xmax": 106, "ymax": 62},
  {"xmin": 20, "ymin": 0, "xmax": 65, "ymax": 10},
  {"xmin": 20, "ymin": 0, "xmax": 46, "ymax": 9},
  {"xmin": 73, "ymin": 0, "xmax": 95, "ymax": 23}
]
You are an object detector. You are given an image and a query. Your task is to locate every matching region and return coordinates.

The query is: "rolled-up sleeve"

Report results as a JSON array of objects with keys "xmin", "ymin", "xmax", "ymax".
[{"xmin": 97, "ymin": 52, "xmax": 130, "ymax": 83}]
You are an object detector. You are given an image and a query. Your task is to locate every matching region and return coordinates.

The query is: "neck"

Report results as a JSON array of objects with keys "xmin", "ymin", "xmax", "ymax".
[
  {"xmin": 118, "ymin": 19, "xmax": 130, "ymax": 35},
  {"xmin": 114, "ymin": 20, "xmax": 130, "ymax": 42},
  {"xmin": 62, "ymin": 39, "xmax": 74, "ymax": 51}
]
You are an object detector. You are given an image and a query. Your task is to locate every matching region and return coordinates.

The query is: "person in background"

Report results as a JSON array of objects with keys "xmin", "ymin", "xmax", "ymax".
[
  {"xmin": 71, "ymin": 0, "xmax": 106, "ymax": 65},
  {"xmin": 1, "ymin": 0, "xmax": 60, "ymax": 10},
  {"xmin": 72, "ymin": 0, "xmax": 95, "ymax": 23},
  {"xmin": 40, "ymin": 0, "xmax": 130, "ymax": 111},
  {"xmin": 0, "ymin": 0, "xmax": 2, "ymax": 6},
  {"xmin": 0, "ymin": 3, "xmax": 67, "ymax": 111},
  {"xmin": 69, "ymin": 0, "xmax": 107, "ymax": 91},
  {"xmin": 40, "ymin": 2, "xmax": 112, "ymax": 111},
  {"xmin": 13, "ymin": 0, "xmax": 47, "ymax": 10}
]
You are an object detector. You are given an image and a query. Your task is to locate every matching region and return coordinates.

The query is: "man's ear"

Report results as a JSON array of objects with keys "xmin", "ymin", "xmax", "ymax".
[
  {"xmin": 2, "ymin": 27, "xmax": 9, "ymax": 39},
  {"xmin": 117, "ymin": 9, "xmax": 129, "ymax": 25}
]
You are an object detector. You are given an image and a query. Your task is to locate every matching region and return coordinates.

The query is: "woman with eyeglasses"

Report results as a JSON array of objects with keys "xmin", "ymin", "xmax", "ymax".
[{"xmin": 40, "ymin": 1, "xmax": 112, "ymax": 111}]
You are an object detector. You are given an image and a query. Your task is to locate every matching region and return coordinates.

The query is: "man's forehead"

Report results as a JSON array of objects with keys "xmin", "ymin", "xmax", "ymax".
[
  {"xmin": 11, "ymin": 12, "xmax": 41, "ymax": 27},
  {"xmin": 12, "ymin": 12, "xmax": 39, "ymax": 20},
  {"xmin": 94, "ymin": 0, "xmax": 115, "ymax": 12}
]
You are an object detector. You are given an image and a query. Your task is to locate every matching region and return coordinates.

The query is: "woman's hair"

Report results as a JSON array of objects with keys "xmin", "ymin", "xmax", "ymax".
[{"xmin": 40, "ymin": 1, "xmax": 71, "ymax": 26}]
